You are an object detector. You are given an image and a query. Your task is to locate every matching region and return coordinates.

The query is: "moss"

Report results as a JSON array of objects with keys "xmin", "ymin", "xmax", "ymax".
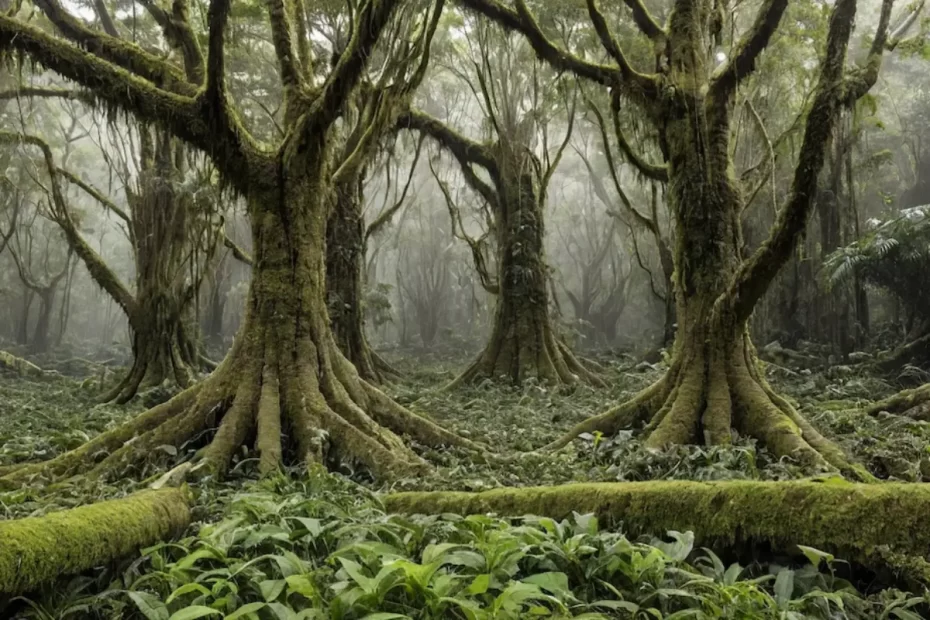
[
  {"xmin": 0, "ymin": 488, "xmax": 190, "ymax": 594},
  {"xmin": 384, "ymin": 481, "xmax": 930, "ymax": 572}
]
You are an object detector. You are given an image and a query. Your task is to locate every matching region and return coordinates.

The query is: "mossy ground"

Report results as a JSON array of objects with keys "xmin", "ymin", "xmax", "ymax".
[{"xmin": 2, "ymin": 349, "xmax": 930, "ymax": 616}]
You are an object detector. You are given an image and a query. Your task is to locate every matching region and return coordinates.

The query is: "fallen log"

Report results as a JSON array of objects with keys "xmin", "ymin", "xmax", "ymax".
[
  {"xmin": 384, "ymin": 480, "xmax": 930, "ymax": 578},
  {"xmin": 0, "ymin": 488, "xmax": 190, "ymax": 594}
]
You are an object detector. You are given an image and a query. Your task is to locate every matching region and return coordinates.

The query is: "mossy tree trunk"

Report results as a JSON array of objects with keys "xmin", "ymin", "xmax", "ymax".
[
  {"xmin": 106, "ymin": 130, "xmax": 209, "ymax": 402},
  {"xmin": 0, "ymin": 0, "xmax": 473, "ymax": 484},
  {"xmin": 462, "ymin": 0, "xmax": 900, "ymax": 471},
  {"xmin": 400, "ymin": 112, "xmax": 604, "ymax": 387},
  {"xmin": 326, "ymin": 173, "xmax": 397, "ymax": 383},
  {"xmin": 0, "ymin": 129, "xmax": 211, "ymax": 403}
]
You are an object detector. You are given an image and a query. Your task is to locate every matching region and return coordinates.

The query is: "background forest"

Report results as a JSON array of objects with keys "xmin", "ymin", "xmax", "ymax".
[{"xmin": 3, "ymin": 0, "xmax": 930, "ymax": 618}]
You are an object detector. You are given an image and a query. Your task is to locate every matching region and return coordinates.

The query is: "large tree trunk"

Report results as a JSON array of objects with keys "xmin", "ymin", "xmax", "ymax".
[
  {"xmin": 1, "ymin": 150, "xmax": 475, "ymax": 486},
  {"xmin": 325, "ymin": 175, "xmax": 396, "ymax": 383},
  {"xmin": 547, "ymin": 112, "xmax": 856, "ymax": 475},
  {"xmin": 450, "ymin": 151, "xmax": 603, "ymax": 388}
]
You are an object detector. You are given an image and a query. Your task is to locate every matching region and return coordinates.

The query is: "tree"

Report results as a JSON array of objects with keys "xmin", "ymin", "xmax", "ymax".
[
  {"xmin": 459, "ymin": 0, "xmax": 908, "ymax": 473},
  {"xmin": 0, "ymin": 0, "xmax": 474, "ymax": 485},
  {"xmin": 400, "ymin": 18, "xmax": 603, "ymax": 387}
]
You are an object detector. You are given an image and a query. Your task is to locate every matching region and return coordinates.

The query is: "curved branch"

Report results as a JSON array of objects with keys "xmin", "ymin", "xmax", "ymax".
[
  {"xmin": 397, "ymin": 108, "xmax": 497, "ymax": 171},
  {"xmin": 729, "ymin": 0, "xmax": 875, "ymax": 324},
  {"xmin": 608, "ymin": 91, "xmax": 668, "ymax": 182},
  {"xmin": 366, "ymin": 134, "xmax": 424, "ymax": 241},
  {"xmin": 310, "ymin": 0, "xmax": 402, "ymax": 132},
  {"xmin": 222, "ymin": 230, "xmax": 253, "ymax": 266},
  {"xmin": 137, "ymin": 0, "xmax": 205, "ymax": 83},
  {"xmin": 622, "ymin": 0, "xmax": 665, "ymax": 41},
  {"xmin": 33, "ymin": 0, "xmax": 196, "ymax": 96},
  {"xmin": 0, "ymin": 131, "xmax": 138, "ymax": 318},
  {"xmin": 0, "ymin": 14, "xmax": 268, "ymax": 190},
  {"xmin": 710, "ymin": 0, "xmax": 788, "ymax": 103},
  {"xmin": 459, "ymin": 0, "xmax": 657, "ymax": 99}
]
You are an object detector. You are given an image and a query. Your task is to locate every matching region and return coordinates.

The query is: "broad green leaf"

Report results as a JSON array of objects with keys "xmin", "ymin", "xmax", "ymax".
[
  {"xmin": 224, "ymin": 603, "xmax": 267, "ymax": 620},
  {"xmin": 468, "ymin": 573, "xmax": 491, "ymax": 595},
  {"xmin": 168, "ymin": 606, "xmax": 222, "ymax": 620},
  {"xmin": 166, "ymin": 583, "xmax": 212, "ymax": 605},
  {"xmin": 774, "ymin": 569, "xmax": 795, "ymax": 606},
  {"xmin": 127, "ymin": 591, "xmax": 170, "ymax": 620},
  {"xmin": 258, "ymin": 579, "xmax": 286, "ymax": 602},
  {"xmin": 522, "ymin": 572, "xmax": 570, "ymax": 595}
]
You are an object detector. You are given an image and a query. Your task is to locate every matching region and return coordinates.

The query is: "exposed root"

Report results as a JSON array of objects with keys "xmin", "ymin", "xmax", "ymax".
[
  {"xmin": 868, "ymin": 383, "xmax": 930, "ymax": 420},
  {"xmin": 0, "ymin": 329, "xmax": 477, "ymax": 487},
  {"xmin": 445, "ymin": 326, "xmax": 605, "ymax": 390},
  {"xmin": 542, "ymin": 332, "xmax": 859, "ymax": 477}
]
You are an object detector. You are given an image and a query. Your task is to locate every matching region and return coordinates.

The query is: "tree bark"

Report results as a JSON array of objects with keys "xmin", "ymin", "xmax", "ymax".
[{"xmin": 326, "ymin": 174, "xmax": 397, "ymax": 383}]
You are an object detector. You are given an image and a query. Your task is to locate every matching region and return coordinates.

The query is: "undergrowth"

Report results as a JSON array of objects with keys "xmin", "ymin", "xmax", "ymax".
[
  {"xmin": 10, "ymin": 468, "xmax": 929, "ymax": 620},
  {"xmin": 3, "ymin": 351, "xmax": 930, "ymax": 617}
]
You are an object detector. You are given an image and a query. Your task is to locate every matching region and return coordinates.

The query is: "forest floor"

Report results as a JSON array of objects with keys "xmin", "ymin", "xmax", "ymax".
[{"xmin": 2, "ymin": 347, "xmax": 930, "ymax": 618}]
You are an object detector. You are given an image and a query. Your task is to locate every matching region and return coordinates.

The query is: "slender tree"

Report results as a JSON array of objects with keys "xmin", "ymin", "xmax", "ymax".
[
  {"xmin": 0, "ymin": 0, "xmax": 474, "ymax": 485},
  {"xmin": 459, "ymin": 0, "xmax": 908, "ymax": 473}
]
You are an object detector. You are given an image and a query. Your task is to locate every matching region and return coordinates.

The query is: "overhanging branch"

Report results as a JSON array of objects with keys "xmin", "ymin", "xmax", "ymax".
[{"xmin": 710, "ymin": 0, "xmax": 789, "ymax": 103}]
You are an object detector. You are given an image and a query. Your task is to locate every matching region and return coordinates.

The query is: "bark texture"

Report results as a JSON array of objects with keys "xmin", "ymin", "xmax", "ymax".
[{"xmin": 0, "ymin": 488, "xmax": 190, "ymax": 595}]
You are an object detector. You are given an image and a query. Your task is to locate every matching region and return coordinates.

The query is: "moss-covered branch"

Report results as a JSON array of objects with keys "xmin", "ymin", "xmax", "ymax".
[
  {"xmin": 710, "ymin": 0, "xmax": 788, "ymax": 103},
  {"xmin": 622, "ymin": 0, "xmax": 665, "ymax": 42},
  {"xmin": 0, "ymin": 131, "xmax": 139, "ymax": 318},
  {"xmin": 384, "ymin": 480, "xmax": 930, "ymax": 568},
  {"xmin": 33, "ymin": 0, "xmax": 196, "ymax": 96},
  {"xmin": 0, "ymin": 488, "xmax": 190, "ymax": 595},
  {"xmin": 397, "ymin": 108, "xmax": 497, "ymax": 171},
  {"xmin": 137, "ymin": 0, "xmax": 205, "ymax": 83},
  {"xmin": 222, "ymin": 230, "xmax": 253, "ymax": 266},
  {"xmin": 458, "ymin": 0, "xmax": 654, "ymax": 99},
  {"xmin": 307, "ymin": 0, "xmax": 401, "ymax": 133},
  {"xmin": 265, "ymin": 0, "xmax": 302, "ymax": 92},
  {"xmin": 729, "ymin": 0, "xmax": 865, "ymax": 323}
]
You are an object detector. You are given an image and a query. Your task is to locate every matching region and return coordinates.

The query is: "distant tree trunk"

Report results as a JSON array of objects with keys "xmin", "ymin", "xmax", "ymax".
[
  {"xmin": 401, "ymin": 113, "xmax": 603, "ymax": 387},
  {"xmin": 101, "ymin": 130, "xmax": 204, "ymax": 403},
  {"xmin": 30, "ymin": 289, "xmax": 56, "ymax": 354},
  {"xmin": 326, "ymin": 173, "xmax": 396, "ymax": 383}
]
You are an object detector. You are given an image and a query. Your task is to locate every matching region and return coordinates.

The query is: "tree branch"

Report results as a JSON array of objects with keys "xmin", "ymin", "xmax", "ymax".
[
  {"xmin": 265, "ymin": 0, "xmax": 302, "ymax": 91},
  {"xmin": 622, "ymin": 0, "xmax": 665, "ymax": 41},
  {"xmin": 459, "ymin": 0, "xmax": 657, "ymax": 99},
  {"xmin": 0, "ymin": 131, "xmax": 138, "ymax": 318},
  {"xmin": 309, "ymin": 0, "xmax": 402, "ymax": 132},
  {"xmin": 222, "ymin": 230, "xmax": 253, "ymax": 266},
  {"xmin": 366, "ymin": 134, "xmax": 424, "ymax": 241},
  {"xmin": 32, "ymin": 0, "xmax": 196, "ymax": 96},
  {"xmin": 397, "ymin": 108, "xmax": 497, "ymax": 171},
  {"xmin": 728, "ymin": 0, "xmax": 875, "ymax": 324},
  {"xmin": 136, "ymin": 0, "xmax": 205, "ymax": 83},
  {"xmin": 710, "ymin": 0, "xmax": 788, "ymax": 103}
]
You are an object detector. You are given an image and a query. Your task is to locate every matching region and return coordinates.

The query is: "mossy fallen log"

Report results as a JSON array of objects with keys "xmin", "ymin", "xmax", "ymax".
[
  {"xmin": 384, "ymin": 481, "xmax": 930, "ymax": 576},
  {"xmin": 0, "ymin": 488, "xmax": 190, "ymax": 595},
  {"xmin": 0, "ymin": 350, "xmax": 44, "ymax": 377}
]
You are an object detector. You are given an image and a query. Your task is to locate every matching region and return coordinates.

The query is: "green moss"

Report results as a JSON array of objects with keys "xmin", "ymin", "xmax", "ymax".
[
  {"xmin": 384, "ymin": 481, "xmax": 930, "ymax": 570},
  {"xmin": 0, "ymin": 488, "xmax": 190, "ymax": 594}
]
